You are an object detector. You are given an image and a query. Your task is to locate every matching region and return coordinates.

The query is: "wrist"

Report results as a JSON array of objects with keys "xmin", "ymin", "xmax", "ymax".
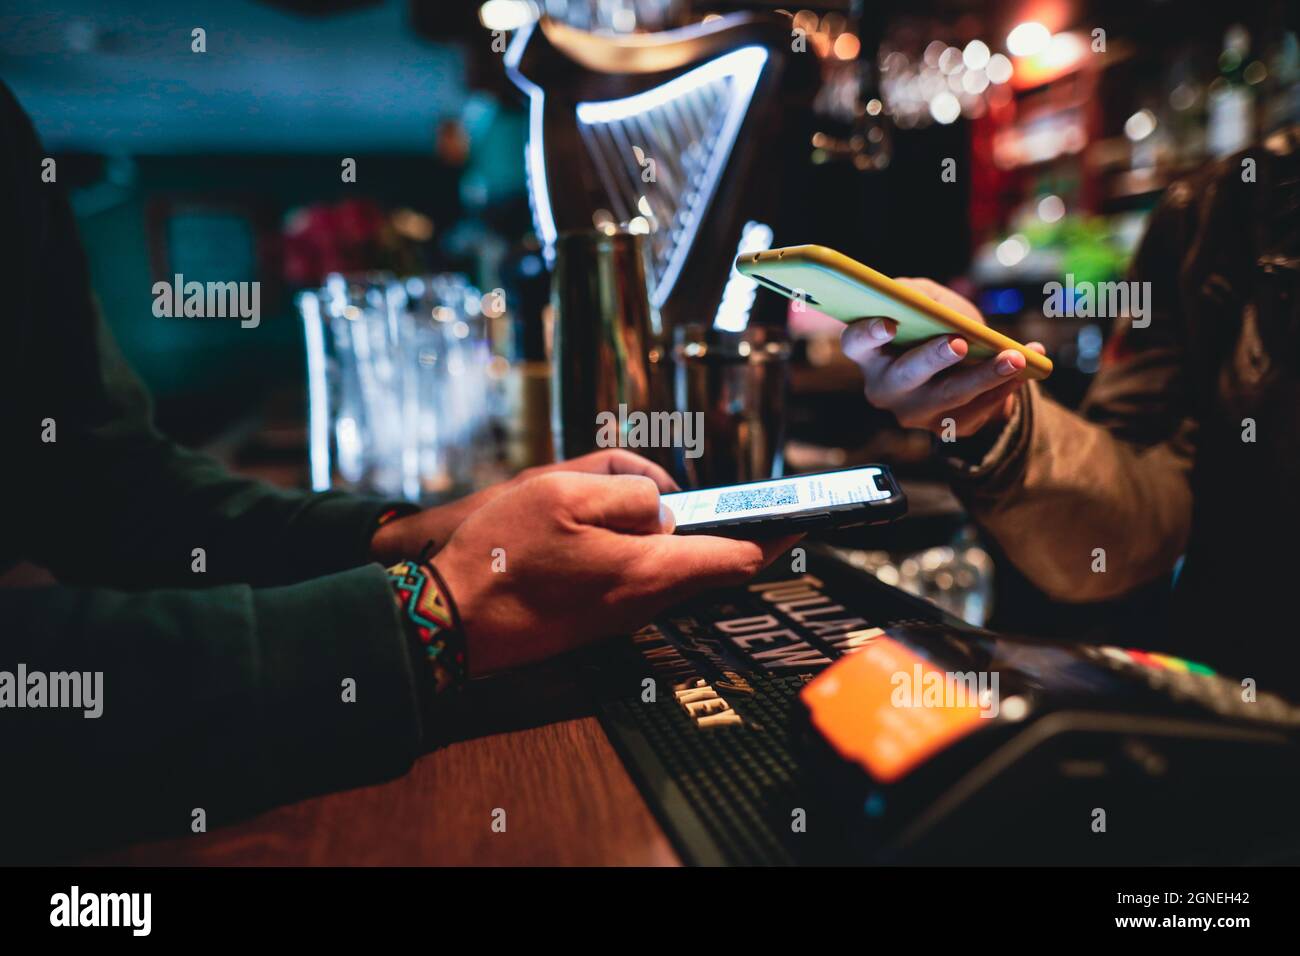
[
  {"xmin": 370, "ymin": 516, "xmax": 406, "ymax": 564},
  {"xmin": 939, "ymin": 388, "xmax": 1027, "ymax": 480},
  {"xmin": 369, "ymin": 505, "xmax": 422, "ymax": 563},
  {"xmin": 386, "ymin": 558, "xmax": 468, "ymax": 695},
  {"xmin": 429, "ymin": 554, "xmax": 494, "ymax": 678},
  {"xmin": 372, "ymin": 486, "xmax": 511, "ymax": 564},
  {"xmin": 370, "ymin": 509, "xmax": 449, "ymax": 565}
]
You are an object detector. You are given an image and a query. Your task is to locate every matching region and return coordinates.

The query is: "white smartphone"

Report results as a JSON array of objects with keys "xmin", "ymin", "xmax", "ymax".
[{"xmin": 661, "ymin": 465, "xmax": 906, "ymax": 539}]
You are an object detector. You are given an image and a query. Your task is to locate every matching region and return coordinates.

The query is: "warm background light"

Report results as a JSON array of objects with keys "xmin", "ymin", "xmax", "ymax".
[{"xmin": 1006, "ymin": 21, "xmax": 1051, "ymax": 58}]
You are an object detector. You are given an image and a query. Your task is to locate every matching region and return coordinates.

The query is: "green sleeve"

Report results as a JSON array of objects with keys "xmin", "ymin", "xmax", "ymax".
[
  {"xmin": 0, "ymin": 564, "xmax": 425, "ymax": 862},
  {"xmin": 1, "ymin": 80, "xmax": 398, "ymax": 589}
]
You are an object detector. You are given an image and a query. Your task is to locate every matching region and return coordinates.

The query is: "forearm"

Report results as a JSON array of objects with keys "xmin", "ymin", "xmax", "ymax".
[
  {"xmin": 952, "ymin": 383, "xmax": 1194, "ymax": 602},
  {"xmin": 18, "ymin": 324, "xmax": 411, "ymax": 589}
]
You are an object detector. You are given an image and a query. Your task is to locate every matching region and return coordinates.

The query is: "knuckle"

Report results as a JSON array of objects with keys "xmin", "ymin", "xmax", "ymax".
[
  {"xmin": 722, "ymin": 548, "xmax": 763, "ymax": 582},
  {"xmin": 935, "ymin": 376, "xmax": 962, "ymax": 406},
  {"xmin": 863, "ymin": 377, "xmax": 897, "ymax": 407},
  {"xmin": 533, "ymin": 471, "xmax": 572, "ymax": 501},
  {"xmin": 628, "ymin": 475, "xmax": 660, "ymax": 508},
  {"xmin": 896, "ymin": 363, "xmax": 923, "ymax": 391}
]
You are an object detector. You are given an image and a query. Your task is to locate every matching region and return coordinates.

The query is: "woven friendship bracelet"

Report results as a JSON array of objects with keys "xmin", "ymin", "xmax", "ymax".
[{"xmin": 385, "ymin": 559, "xmax": 468, "ymax": 694}]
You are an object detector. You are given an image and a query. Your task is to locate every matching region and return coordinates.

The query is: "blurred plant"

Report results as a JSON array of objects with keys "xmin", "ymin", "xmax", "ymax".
[
  {"xmin": 281, "ymin": 199, "xmax": 431, "ymax": 287},
  {"xmin": 1021, "ymin": 214, "xmax": 1131, "ymax": 285}
]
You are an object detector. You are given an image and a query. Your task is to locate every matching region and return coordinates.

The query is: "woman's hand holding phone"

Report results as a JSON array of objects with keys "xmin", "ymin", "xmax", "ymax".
[{"xmin": 840, "ymin": 277, "xmax": 1047, "ymax": 438}]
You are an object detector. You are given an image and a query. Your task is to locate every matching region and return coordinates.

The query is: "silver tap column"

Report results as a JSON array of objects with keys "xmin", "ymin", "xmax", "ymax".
[
  {"xmin": 673, "ymin": 324, "xmax": 790, "ymax": 488},
  {"xmin": 549, "ymin": 228, "xmax": 676, "ymax": 476}
]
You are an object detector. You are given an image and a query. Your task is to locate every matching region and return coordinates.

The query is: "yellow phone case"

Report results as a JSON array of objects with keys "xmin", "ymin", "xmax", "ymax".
[{"xmin": 736, "ymin": 244, "xmax": 1052, "ymax": 381}]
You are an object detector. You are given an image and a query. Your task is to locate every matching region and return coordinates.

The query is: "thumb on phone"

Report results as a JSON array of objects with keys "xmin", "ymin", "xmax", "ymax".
[
  {"xmin": 546, "ymin": 471, "xmax": 670, "ymax": 535},
  {"xmin": 841, "ymin": 317, "xmax": 898, "ymax": 365},
  {"xmin": 646, "ymin": 533, "xmax": 803, "ymax": 597}
]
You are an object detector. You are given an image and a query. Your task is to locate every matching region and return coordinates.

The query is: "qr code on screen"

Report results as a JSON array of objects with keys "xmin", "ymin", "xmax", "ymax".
[{"xmin": 714, "ymin": 484, "xmax": 799, "ymax": 514}]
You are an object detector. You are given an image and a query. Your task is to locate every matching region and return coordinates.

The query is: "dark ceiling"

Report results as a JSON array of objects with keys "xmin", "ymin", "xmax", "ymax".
[{"xmin": 0, "ymin": 0, "xmax": 468, "ymax": 152}]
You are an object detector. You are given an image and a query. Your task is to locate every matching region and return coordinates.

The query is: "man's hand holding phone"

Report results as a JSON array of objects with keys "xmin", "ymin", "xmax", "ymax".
[
  {"xmin": 433, "ymin": 471, "xmax": 799, "ymax": 675},
  {"xmin": 370, "ymin": 448, "xmax": 682, "ymax": 564},
  {"xmin": 840, "ymin": 277, "xmax": 1047, "ymax": 438}
]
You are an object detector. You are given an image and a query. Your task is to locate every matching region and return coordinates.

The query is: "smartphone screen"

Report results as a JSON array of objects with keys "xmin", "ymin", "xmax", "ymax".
[{"xmin": 662, "ymin": 467, "xmax": 891, "ymax": 531}]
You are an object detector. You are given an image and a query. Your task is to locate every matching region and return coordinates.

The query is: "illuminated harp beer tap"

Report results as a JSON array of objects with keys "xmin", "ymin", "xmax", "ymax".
[{"xmin": 504, "ymin": 13, "xmax": 817, "ymax": 334}]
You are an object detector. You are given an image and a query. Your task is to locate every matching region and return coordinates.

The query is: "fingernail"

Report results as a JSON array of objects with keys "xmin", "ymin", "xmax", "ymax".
[
  {"xmin": 659, "ymin": 502, "xmax": 676, "ymax": 533},
  {"xmin": 940, "ymin": 338, "xmax": 960, "ymax": 360},
  {"xmin": 869, "ymin": 319, "xmax": 892, "ymax": 341},
  {"xmin": 996, "ymin": 357, "xmax": 1017, "ymax": 375}
]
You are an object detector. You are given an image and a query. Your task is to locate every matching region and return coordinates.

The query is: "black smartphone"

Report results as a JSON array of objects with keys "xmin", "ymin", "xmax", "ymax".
[{"xmin": 661, "ymin": 465, "xmax": 906, "ymax": 539}]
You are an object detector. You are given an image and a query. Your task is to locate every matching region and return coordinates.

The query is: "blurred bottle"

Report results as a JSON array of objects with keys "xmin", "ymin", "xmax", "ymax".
[
  {"xmin": 1166, "ymin": 55, "xmax": 1207, "ymax": 166},
  {"xmin": 1265, "ymin": 30, "xmax": 1300, "ymax": 132},
  {"xmin": 1208, "ymin": 25, "xmax": 1256, "ymax": 157}
]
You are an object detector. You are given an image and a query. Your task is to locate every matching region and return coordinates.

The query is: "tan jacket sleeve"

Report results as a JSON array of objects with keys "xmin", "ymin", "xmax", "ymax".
[
  {"xmin": 950, "ymin": 176, "xmax": 1204, "ymax": 602},
  {"xmin": 953, "ymin": 379, "xmax": 1195, "ymax": 602}
]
